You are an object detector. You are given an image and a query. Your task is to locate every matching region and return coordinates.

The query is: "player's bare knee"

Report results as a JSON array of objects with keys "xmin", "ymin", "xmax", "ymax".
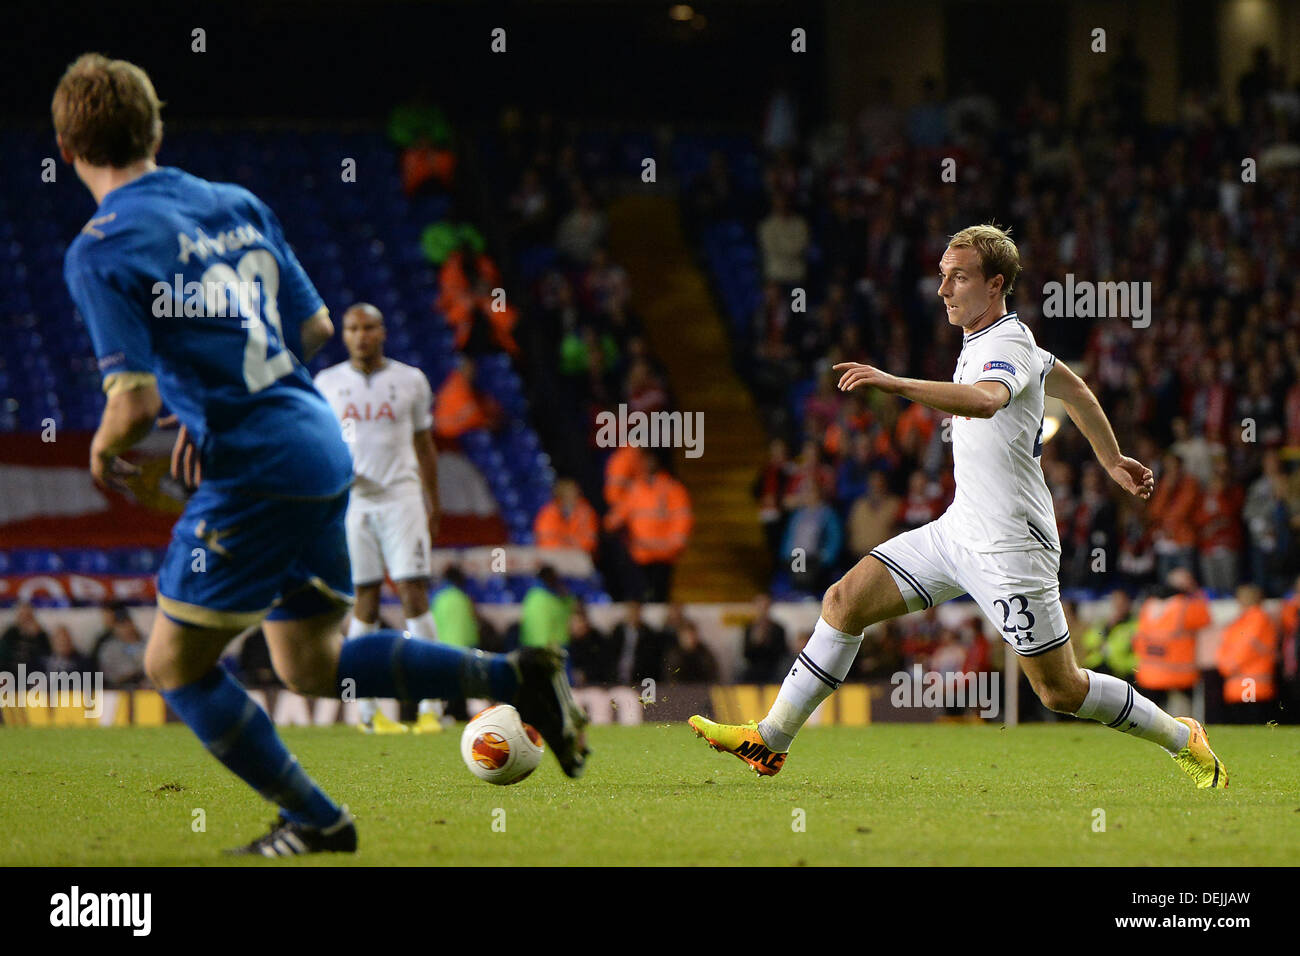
[
  {"xmin": 821, "ymin": 579, "xmax": 850, "ymax": 627},
  {"xmin": 1034, "ymin": 674, "xmax": 1088, "ymax": 714}
]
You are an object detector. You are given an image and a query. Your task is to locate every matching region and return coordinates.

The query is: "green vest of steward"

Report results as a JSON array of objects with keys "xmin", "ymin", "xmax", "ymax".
[
  {"xmin": 520, "ymin": 586, "xmax": 573, "ymax": 648},
  {"xmin": 431, "ymin": 585, "xmax": 478, "ymax": 648},
  {"xmin": 1079, "ymin": 618, "xmax": 1139, "ymax": 678}
]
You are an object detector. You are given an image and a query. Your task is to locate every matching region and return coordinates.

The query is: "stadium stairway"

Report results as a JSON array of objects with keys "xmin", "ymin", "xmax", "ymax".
[{"xmin": 606, "ymin": 195, "xmax": 770, "ymax": 602}]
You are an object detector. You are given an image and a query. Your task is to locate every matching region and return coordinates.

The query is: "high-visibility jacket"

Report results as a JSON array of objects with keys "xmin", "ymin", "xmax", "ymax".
[
  {"xmin": 1215, "ymin": 606, "xmax": 1278, "ymax": 704},
  {"xmin": 434, "ymin": 369, "xmax": 488, "ymax": 438},
  {"xmin": 1079, "ymin": 618, "xmax": 1139, "ymax": 678},
  {"xmin": 534, "ymin": 498, "xmax": 598, "ymax": 554},
  {"xmin": 603, "ymin": 445, "xmax": 645, "ymax": 510},
  {"xmin": 1133, "ymin": 593, "xmax": 1210, "ymax": 691},
  {"xmin": 606, "ymin": 473, "xmax": 693, "ymax": 565}
]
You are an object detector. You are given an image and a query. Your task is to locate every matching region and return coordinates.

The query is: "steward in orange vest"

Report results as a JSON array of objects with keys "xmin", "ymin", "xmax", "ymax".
[
  {"xmin": 1133, "ymin": 575, "xmax": 1211, "ymax": 692},
  {"xmin": 1216, "ymin": 585, "xmax": 1279, "ymax": 705},
  {"xmin": 534, "ymin": 479, "xmax": 599, "ymax": 555},
  {"xmin": 604, "ymin": 457, "xmax": 693, "ymax": 566},
  {"xmin": 603, "ymin": 445, "xmax": 646, "ymax": 511}
]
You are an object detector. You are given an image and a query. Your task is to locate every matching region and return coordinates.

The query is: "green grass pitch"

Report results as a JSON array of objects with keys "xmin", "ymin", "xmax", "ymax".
[{"xmin": 2, "ymin": 723, "xmax": 1295, "ymax": 866}]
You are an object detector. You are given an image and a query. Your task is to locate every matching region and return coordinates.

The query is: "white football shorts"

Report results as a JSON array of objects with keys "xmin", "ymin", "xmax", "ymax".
[
  {"xmin": 869, "ymin": 518, "xmax": 1070, "ymax": 657},
  {"xmin": 345, "ymin": 492, "xmax": 431, "ymax": 586}
]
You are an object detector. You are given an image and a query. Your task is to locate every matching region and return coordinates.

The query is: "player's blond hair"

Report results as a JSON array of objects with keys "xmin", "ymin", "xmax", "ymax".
[
  {"xmin": 51, "ymin": 54, "xmax": 163, "ymax": 168},
  {"xmin": 948, "ymin": 223, "xmax": 1020, "ymax": 296}
]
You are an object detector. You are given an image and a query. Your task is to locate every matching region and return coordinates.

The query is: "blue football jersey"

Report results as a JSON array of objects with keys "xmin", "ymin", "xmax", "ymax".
[{"xmin": 63, "ymin": 167, "xmax": 351, "ymax": 498}]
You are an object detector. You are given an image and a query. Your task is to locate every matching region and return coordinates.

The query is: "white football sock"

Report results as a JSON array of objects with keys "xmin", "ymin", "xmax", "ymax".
[
  {"xmin": 757, "ymin": 617, "xmax": 863, "ymax": 752},
  {"xmin": 1075, "ymin": 669, "xmax": 1190, "ymax": 752},
  {"xmin": 406, "ymin": 612, "xmax": 441, "ymax": 717},
  {"xmin": 347, "ymin": 615, "xmax": 378, "ymax": 639},
  {"xmin": 348, "ymin": 616, "xmax": 379, "ymax": 722},
  {"xmin": 404, "ymin": 611, "xmax": 438, "ymax": 641}
]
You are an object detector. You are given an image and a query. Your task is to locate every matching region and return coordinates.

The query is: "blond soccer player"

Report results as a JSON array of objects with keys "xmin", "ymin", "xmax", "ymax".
[{"xmin": 690, "ymin": 224, "xmax": 1226, "ymax": 789}]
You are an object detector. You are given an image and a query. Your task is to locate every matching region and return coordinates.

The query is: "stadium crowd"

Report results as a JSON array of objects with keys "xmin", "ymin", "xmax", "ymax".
[
  {"xmin": 685, "ymin": 49, "xmax": 1300, "ymax": 608},
  {"xmin": 489, "ymin": 115, "xmax": 697, "ymax": 603}
]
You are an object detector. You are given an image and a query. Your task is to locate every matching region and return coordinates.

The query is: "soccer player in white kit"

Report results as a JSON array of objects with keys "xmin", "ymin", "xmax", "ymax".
[
  {"xmin": 314, "ymin": 303, "xmax": 445, "ymax": 734},
  {"xmin": 691, "ymin": 224, "xmax": 1228, "ymax": 789}
]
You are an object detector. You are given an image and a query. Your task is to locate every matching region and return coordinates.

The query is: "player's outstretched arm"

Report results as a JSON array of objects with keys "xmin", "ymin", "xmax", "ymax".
[
  {"xmin": 89, "ymin": 379, "xmax": 161, "ymax": 490},
  {"xmin": 833, "ymin": 362, "xmax": 1007, "ymax": 419},
  {"xmin": 1046, "ymin": 359, "xmax": 1154, "ymax": 500}
]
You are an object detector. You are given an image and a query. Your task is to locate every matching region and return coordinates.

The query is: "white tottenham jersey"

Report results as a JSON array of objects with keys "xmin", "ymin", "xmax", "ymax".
[
  {"xmin": 938, "ymin": 312, "xmax": 1061, "ymax": 553},
  {"xmin": 313, "ymin": 359, "xmax": 434, "ymax": 500}
]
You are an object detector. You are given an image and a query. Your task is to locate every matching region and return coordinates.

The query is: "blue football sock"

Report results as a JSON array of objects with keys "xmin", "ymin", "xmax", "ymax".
[
  {"xmin": 163, "ymin": 668, "xmax": 342, "ymax": 829},
  {"xmin": 338, "ymin": 632, "xmax": 519, "ymax": 702}
]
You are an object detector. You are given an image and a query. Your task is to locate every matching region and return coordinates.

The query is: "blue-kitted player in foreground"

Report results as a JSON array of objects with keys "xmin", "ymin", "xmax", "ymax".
[{"xmin": 53, "ymin": 53, "xmax": 588, "ymax": 857}]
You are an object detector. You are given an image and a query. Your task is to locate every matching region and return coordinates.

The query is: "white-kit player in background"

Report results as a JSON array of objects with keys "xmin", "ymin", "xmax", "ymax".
[{"xmin": 314, "ymin": 303, "xmax": 445, "ymax": 734}]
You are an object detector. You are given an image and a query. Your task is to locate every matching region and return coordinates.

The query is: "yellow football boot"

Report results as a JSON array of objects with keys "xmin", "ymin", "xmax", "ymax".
[
  {"xmin": 412, "ymin": 711, "xmax": 444, "ymax": 734},
  {"xmin": 688, "ymin": 715, "xmax": 786, "ymax": 776},
  {"xmin": 1170, "ymin": 717, "xmax": 1228, "ymax": 789},
  {"xmin": 360, "ymin": 710, "xmax": 410, "ymax": 735}
]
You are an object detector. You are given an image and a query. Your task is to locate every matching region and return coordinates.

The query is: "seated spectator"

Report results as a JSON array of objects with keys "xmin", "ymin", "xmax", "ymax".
[
  {"xmin": 781, "ymin": 483, "xmax": 843, "ymax": 594},
  {"xmin": 90, "ymin": 602, "xmax": 124, "ymax": 663},
  {"xmin": 0, "ymin": 602, "xmax": 51, "ymax": 673},
  {"xmin": 434, "ymin": 357, "xmax": 503, "ymax": 438},
  {"xmin": 854, "ymin": 621, "xmax": 904, "ymax": 679},
  {"xmin": 741, "ymin": 594, "xmax": 789, "ymax": 683},
  {"xmin": 42, "ymin": 625, "xmax": 92, "ymax": 676},
  {"xmin": 567, "ymin": 604, "xmax": 611, "ymax": 687},
  {"xmin": 609, "ymin": 601, "xmax": 667, "ymax": 687},
  {"xmin": 95, "ymin": 611, "xmax": 147, "ymax": 689},
  {"xmin": 665, "ymin": 620, "xmax": 718, "ymax": 683},
  {"xmin": 535, "ymin": 478, "xmax": 599, "ymax": 555},
  {"xmin": 847, "ymin": 471, "xmax": 902, "ymax": 559}
]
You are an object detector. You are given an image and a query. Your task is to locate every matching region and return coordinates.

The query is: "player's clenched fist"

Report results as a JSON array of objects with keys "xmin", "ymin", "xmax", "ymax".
[{"xmin": 833, "ymin": 361, "xmax": 901, "ymax": 394}]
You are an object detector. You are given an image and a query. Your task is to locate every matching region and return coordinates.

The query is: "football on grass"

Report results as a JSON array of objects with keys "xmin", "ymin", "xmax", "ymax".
[{"xmin": 460, "ymin": 705, "xmax": 545, "ymax": 785}]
